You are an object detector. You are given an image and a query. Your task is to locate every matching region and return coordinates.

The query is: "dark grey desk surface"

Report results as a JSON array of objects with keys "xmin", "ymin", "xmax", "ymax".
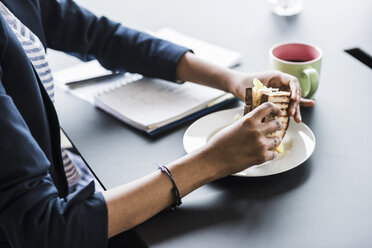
[{"xmin": 52, "ymin": 0, "xmax": 372, "ymax": 247}]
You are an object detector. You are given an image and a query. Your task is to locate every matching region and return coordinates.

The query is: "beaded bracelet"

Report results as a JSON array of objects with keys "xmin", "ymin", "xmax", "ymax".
[{"xmin": 157, "ymin": 165, "xmax": 182, "ymax": 211}]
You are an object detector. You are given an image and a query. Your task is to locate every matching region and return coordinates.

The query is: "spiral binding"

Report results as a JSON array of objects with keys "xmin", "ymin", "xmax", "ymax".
[{"xmin": 94, "ymin": 73, "xmax": 143, "ymax": 97}]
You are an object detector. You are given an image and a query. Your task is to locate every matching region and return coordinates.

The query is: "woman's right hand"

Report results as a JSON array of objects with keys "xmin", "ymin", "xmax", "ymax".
[{"xmin": 201, "ymin": 102, "xmax": 283, "ymax": 178}]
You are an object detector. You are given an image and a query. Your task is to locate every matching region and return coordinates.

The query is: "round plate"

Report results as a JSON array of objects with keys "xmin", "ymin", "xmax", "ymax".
[{"xmin": 183, "ymin": 108, "xmax": 315, "ymax": 177}]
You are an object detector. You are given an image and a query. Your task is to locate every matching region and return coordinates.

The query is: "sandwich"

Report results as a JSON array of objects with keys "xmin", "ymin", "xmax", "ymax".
[{"xmin": 244, "ymin": 79, "xmax": 291, "ymax": 153}]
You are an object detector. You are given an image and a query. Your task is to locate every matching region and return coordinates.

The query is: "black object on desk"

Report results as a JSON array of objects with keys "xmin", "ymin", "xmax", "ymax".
[{"xmin": 344, "ymin": 47, "xmax": 372, "ymax": 70}]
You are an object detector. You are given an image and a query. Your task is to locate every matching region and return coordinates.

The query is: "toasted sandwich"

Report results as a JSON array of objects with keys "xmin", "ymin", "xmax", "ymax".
[{"xmin": 244, "ymin": 79, "xmax": 291, "ymax": 153}]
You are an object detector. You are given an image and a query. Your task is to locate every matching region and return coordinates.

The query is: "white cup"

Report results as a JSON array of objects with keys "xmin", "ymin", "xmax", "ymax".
[{"xmin": 270, "ymin": 0, "xmax": 303, "ymax": 16}]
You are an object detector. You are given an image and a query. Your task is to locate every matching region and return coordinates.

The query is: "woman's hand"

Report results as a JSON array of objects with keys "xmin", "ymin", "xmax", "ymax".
[
  {"xmin": 176, "ymin": 53, "xmax": 314, "ymax": 123},
  {"xmin": 200, "ymin": 102, "xmax": 283, "ymax": 177},
  {"xmin": 228, "ymin": 70, "xmax": 315, "ymax": 123}
]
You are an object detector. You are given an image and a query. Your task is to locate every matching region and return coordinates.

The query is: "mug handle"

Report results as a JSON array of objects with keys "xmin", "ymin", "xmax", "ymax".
[{"xmin": 300, "ymin": 68, "xmax": 319, "ymax": 99}]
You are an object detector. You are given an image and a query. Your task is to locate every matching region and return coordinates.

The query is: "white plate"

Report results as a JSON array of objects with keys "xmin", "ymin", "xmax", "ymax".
[{"xmin": 183, "ymin": 108, "xmax": 315, "ymax": 177}]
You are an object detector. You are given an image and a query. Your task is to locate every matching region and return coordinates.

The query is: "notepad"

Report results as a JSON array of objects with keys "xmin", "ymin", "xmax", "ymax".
[{"xmin": 94, "ymin": 78, "xmax": 236, "ymax": 134}]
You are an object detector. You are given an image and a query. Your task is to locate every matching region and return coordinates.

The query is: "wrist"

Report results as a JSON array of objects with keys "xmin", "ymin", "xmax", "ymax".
[
  {"xmin": 224, "ymin": 70, "xmax": 243, "ymax": 96},
  {"xmin": 217, "ymin": 68, "xmax": 235, "ymax": 94},
  {"xmin": 166, "ymin": 150, "xmax": 220, "ymax": 197},
  {"xmin": 226, "ymin": 71, "xmax": 257, "ymax": 101}
]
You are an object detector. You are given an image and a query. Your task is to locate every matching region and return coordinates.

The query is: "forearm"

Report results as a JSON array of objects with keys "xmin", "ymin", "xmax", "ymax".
[
  {"xmin": 176, "ymin": 52, "xmax": 247, "ymax": 95},
  {"xmin": 103, "ymin": 148, "xmax": 217, "ymax": 238}
]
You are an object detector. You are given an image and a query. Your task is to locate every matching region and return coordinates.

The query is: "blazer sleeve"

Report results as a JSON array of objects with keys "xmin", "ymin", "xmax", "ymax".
[
  {"xmin": 0, "ymin": 69, "xmax": 108, "ymax": 248},
  {"xmin": 39, "ymin": 0, "xmax": 190, "ymax": 82}
]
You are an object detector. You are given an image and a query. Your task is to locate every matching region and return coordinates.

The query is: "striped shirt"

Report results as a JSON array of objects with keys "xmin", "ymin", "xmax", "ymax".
[{"xmin": 0, "ymin": 3, "xmax": 99, "ymax": 192}]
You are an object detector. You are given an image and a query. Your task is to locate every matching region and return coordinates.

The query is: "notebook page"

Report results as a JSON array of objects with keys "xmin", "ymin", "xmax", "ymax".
[{"xmin": 94, "ymin": 78, "xmax": 227, "ymax": 130}]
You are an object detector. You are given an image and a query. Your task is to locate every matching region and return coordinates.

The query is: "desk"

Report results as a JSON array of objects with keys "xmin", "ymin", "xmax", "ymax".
[{"xmin": 52, "ymin": 0, "xmax": 372, "ymax": 247}]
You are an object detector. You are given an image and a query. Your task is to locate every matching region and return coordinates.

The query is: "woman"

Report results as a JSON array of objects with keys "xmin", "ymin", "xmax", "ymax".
[{"xmin": 0, "ymin": 0, "xmax": 313, "ymax": 247}]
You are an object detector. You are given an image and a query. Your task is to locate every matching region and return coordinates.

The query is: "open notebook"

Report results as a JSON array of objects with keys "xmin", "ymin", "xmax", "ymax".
[
  {"xmin": 94, "ymin": 78, "xmax": 236, "ymax": 135},
  {"xmin": 55, "ymin": 28, "xmax": 241, "ymax": 135}
]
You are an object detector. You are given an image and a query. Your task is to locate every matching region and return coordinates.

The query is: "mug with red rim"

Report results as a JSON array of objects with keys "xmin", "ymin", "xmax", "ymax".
[{"xmin": 269, "ymin": 42, "xmax": 322, "ymax": 99}]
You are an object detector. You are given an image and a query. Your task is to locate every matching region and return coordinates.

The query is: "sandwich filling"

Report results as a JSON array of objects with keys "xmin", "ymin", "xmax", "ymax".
[{"xmin": 251, "ymin": 79, "xmax": 279, "ymax": 109}]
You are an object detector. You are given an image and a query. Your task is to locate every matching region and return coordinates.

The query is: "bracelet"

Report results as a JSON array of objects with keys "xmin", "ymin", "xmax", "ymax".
[{"xmin": 157, "ymin": 165, "xmax": 182, "ymax": 211}]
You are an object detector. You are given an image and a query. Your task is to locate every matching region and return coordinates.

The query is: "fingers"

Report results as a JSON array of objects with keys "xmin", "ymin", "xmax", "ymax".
[
  {"xmin": 264, "ymin": 150, "xmax": 278, "ymax": 161},
  {"xmin": 283, "ymin": 74, "xmax": 301, "ymax": 119},
  {"xmin": 266, "ymin": 136, "xmax": 282, "ymax": 151},
  {"xmin": 300, "ymin": 98, "xmax": 316, "ymax": 107},
  {"xmin": 294, "ymin": 103, "xmax": 301, "ymax": 123},
  {"xmin": 250, "ymin": 102, "xmax": 282, "ymax": 120},
  {"xmin": 261, "ymin": 118, "xmax": 283, "ymax": 134},
  {"xmin": 288, "ymin": 76, "xmax": 301, "ymax": 102},
  {"xmin": 245, "ymin": 71, "xmax": 307, "ymax": 123},
  {"xmin": 274, "ymin": 71, "xmax": 301, "ymax": 102},
  {"xmin": 292, "ymin": 98, "xmax": 315, "ymax": 122},
  {"xmin": 254, "ymin": 146, "xmax": 279, "ymax": 165},
  {"xmin": 288, "ymin": 101, "xmax": 297, "ymax": 117},
  {"xmin": 268, "ymin": 71, "xmax": 302, "ymax": 121},
  {"xmin": 258, "ymin": 138, "xmax": 280, "ymax": 163}
]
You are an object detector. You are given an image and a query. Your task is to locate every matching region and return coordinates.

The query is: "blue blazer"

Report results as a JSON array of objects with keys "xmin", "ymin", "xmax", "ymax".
[{"xmin": 0, "ymin": 0, "xmax": 188, "ymax": 247}]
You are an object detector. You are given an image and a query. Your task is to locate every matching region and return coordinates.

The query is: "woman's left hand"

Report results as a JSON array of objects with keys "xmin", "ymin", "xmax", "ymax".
[{"xmin": 227, "ymin": 70, "xmax": 315, "ymax": 123}]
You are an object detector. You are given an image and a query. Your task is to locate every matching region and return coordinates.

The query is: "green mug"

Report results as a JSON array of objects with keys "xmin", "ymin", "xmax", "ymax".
[{"xmin": 269, "ymin": 42, "xmax": 322, "ymax": 99}]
